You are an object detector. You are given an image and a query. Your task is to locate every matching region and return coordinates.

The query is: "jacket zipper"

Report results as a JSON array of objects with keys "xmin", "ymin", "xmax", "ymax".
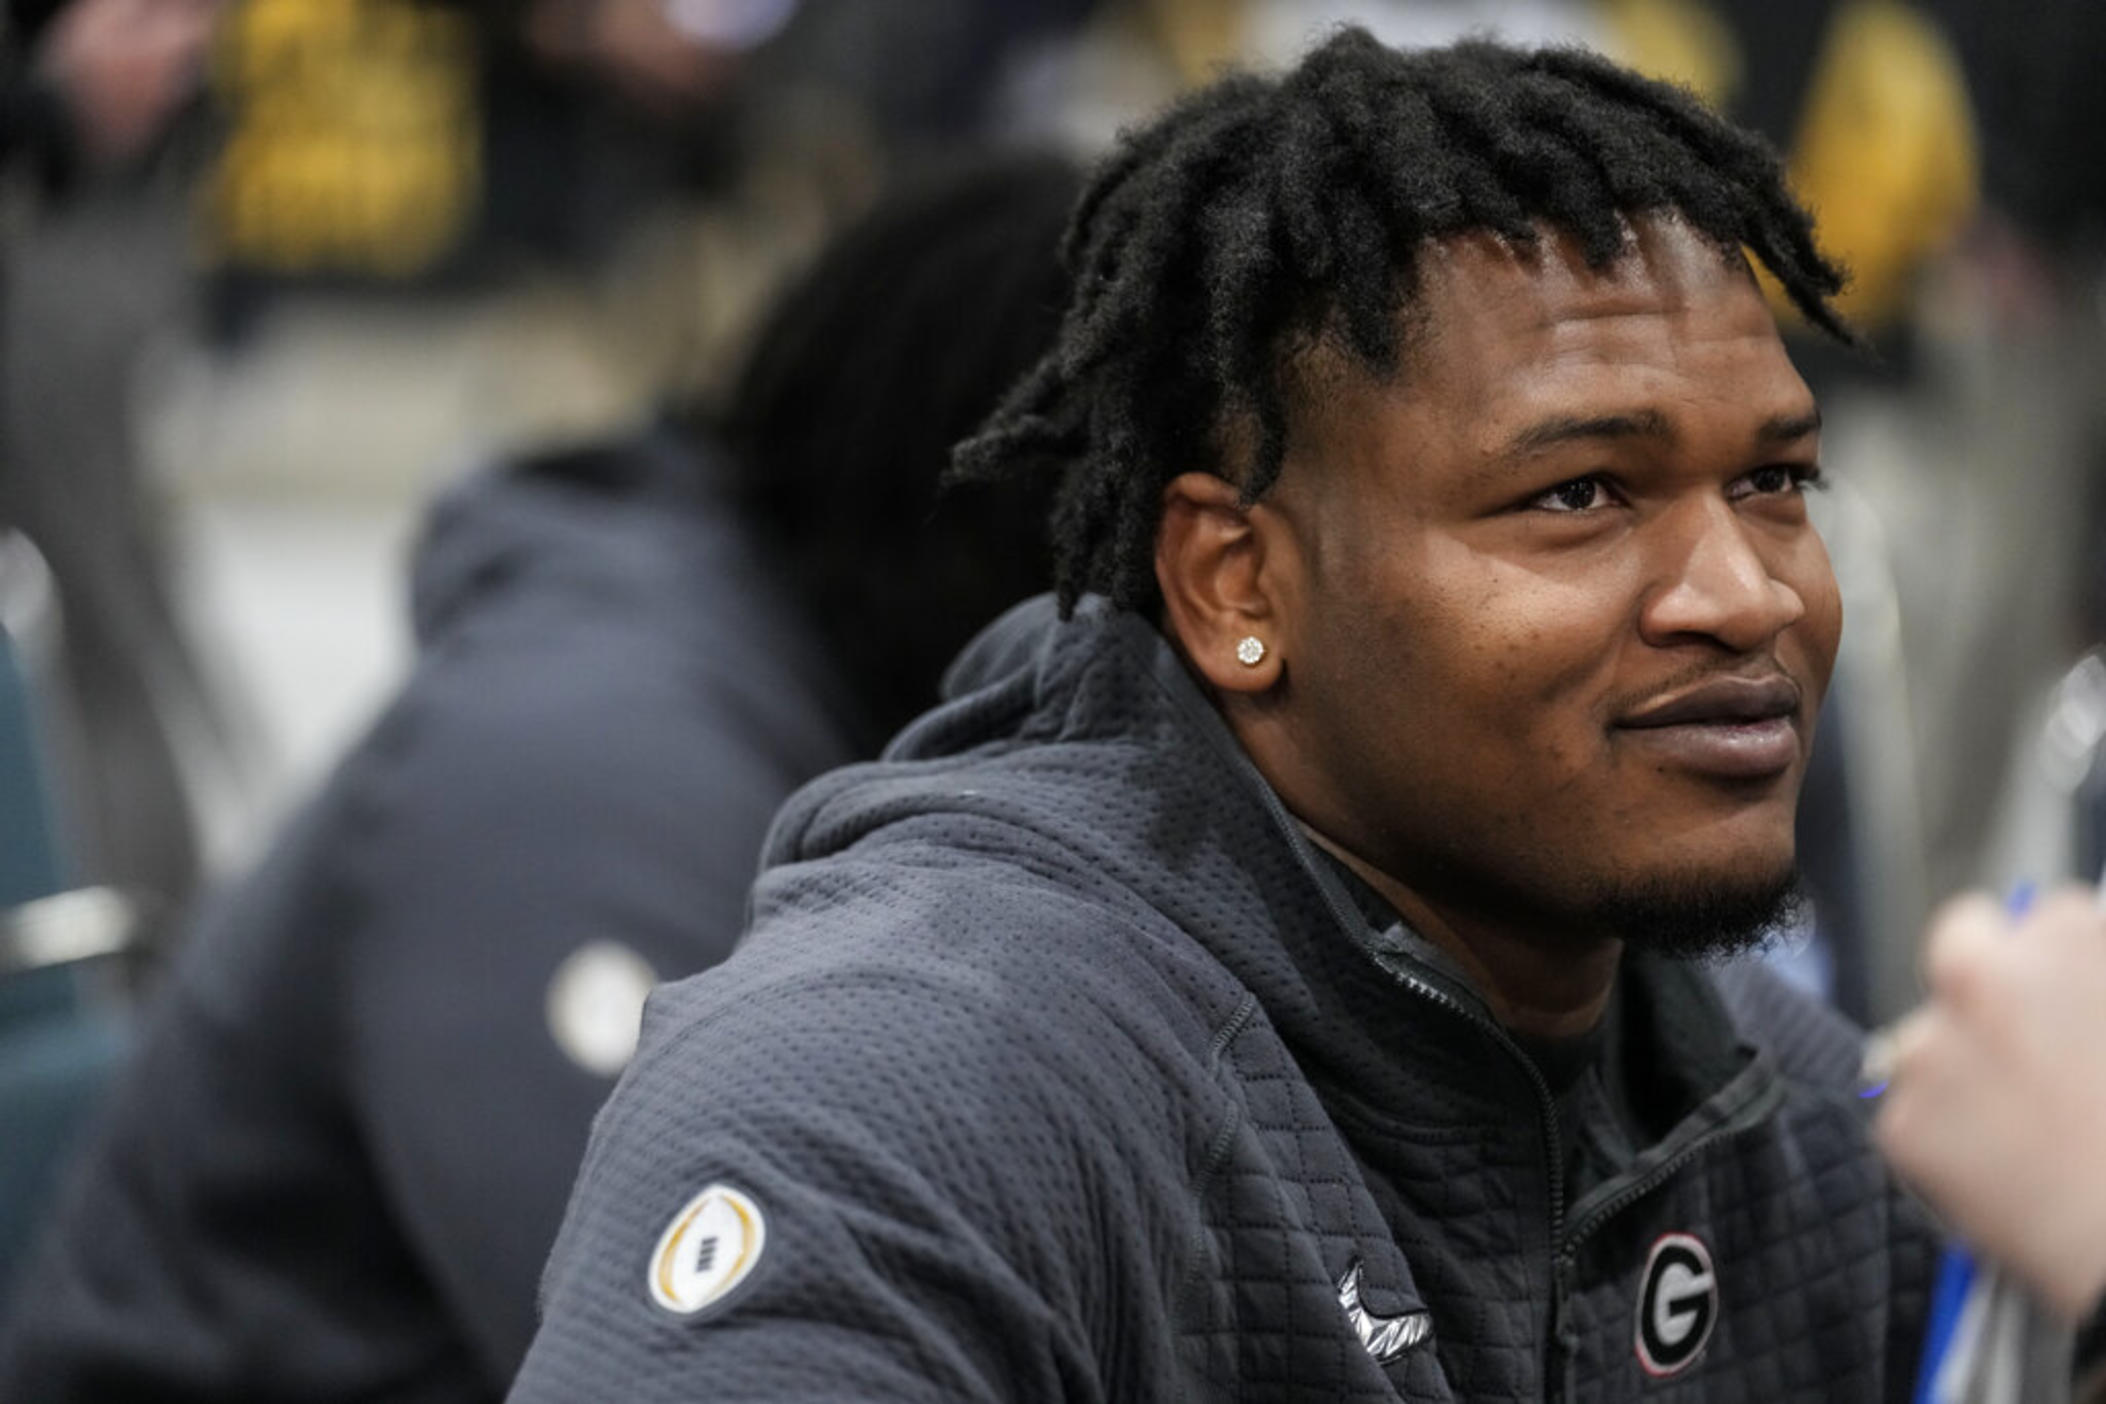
[
  {"xmin": 1378, "ymin": 959, "xmax": 1750, "ymax": 1401},
  {"xmin": 1560, "ymin": 1143, "xmax": 1706, "ymax": 1258},
  {"xmin": 1374, "ymin": 966, "xmax": 1566, "ymax": 1226},
  {"xmin": 1256, "ymin": 774, "xmax": 1574, "ymax": 1396},
  {"xmin": 1373, "ymin": 963, "xmax": 1576, "ymax": 1395},
  {"xmin": 1546, "ymin": 1109, "xmax": 1764, "ymax": 1402}
]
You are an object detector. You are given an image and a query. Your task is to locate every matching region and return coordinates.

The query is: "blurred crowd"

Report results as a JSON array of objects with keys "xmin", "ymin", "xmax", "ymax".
[{"xmin": 1, "ymin": 0, "xmax": 2104, "ymax": 1395}]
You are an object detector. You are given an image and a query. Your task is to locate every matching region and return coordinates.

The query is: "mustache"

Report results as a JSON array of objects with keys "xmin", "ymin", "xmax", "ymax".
[{"xmin": 1609, "ymin": 664, "xmax": 1807, "ymax": 728}]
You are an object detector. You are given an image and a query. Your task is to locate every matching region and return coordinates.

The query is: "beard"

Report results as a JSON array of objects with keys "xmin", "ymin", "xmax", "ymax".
[
  {"xmin": 1573, "ymin": 862, "xmax": 1805, "ymax": 961},
  {"xmin": 1386, "ymin": 827, "xmax": 1807, "ymax": 964}
]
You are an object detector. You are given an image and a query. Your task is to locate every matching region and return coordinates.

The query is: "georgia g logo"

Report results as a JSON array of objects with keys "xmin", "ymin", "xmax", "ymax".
[{"xmin": 1635, "ymin": 1232, "xmax": 1717, "ymax": 1378}]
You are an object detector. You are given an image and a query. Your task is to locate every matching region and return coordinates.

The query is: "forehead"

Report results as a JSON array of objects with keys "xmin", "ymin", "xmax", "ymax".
[{"xmin": 1384, "ymin": 218, "xmax": 1805, "ymax": 434}]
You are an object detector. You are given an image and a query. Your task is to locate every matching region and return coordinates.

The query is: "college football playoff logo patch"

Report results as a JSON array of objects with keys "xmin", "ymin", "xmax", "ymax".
[
  {"xmin": 648, "ymin": 1183, "xmax": 766, "ymax": 1315},
  {"xmin": 1635, "ymin": 1232, "xmax": 1717, "ymax": 1378}
]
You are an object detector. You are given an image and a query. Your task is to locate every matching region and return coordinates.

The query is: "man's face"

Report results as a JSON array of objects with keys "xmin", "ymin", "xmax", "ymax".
[{"xmin": 1255, "ymin": 217, "xmax": 1840, "ymax": 951}]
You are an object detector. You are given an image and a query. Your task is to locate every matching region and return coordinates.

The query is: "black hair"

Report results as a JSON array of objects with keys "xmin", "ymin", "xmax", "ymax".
[
  {"xmin": 718, "ymin": 150, "xmax": 1077, "ymax": 744},
  {"xmin": 953, "ymin": 28, "xmax": 1854, "ymax": 616}
]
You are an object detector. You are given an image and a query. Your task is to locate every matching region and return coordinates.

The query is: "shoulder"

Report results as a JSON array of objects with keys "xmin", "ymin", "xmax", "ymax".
[
  {"xmin": 337, "ymin": 571, "xmax": 847, "ymax": 909},
  {"xmin": 735, "ymin": 836, "xmax": 1251, "ymax": 1077},
  {"xmin": 185, "ymin": 542, "xmax": 851, "ymax": 1037},
  {"xmin": 390, "ymin": 449, "xmax": 856, "ymax": 839},
  {"xmin": 529, "ymin": 873, "xmax": 1232, "ymax": 1394},
  {"xmin": 642, "ymin": 854, "xmax": 1237, "ymax": 1136},
  {"xmin": 577, "ymin": 851, "xmax": 1244, "ymax": 1238}
]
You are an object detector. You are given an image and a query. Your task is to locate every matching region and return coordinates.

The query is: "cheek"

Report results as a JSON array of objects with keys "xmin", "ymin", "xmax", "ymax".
[
  {"xmin": 1787, "ymin": 539, "xmax": 1844, "ymax": 690},
  {"xmin": 1398, "ymin": 549, "xmax": 1629, "ymax": 754}
]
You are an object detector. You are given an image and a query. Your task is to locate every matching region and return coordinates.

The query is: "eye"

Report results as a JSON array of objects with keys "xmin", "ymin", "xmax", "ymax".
[
  {"xmin": 1734, "ymin": 463, "xmax": 1824, "ymax": 498},
  {"xmin": 1529, "ymin": 476, "xmax": 1613, "ymax": 513}
]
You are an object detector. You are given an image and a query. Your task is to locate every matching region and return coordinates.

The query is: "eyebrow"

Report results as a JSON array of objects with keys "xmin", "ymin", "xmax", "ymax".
[
  {"xmin": 1504, "ymin": 409, "xmax": 1672, "ymax": 456},
  {"xmin": 1753, "ymin": 408, "xmax": 1822, "ymax": 445},
  {"xmin": 1502, "ymin": 405, "xmax": 1822, "ymax": 458}
]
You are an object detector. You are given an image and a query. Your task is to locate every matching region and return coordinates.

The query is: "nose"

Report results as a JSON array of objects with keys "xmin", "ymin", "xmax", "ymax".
[{"xmin": 1637, "ymin": 498, "xmax": 1805, "ymax": 653}]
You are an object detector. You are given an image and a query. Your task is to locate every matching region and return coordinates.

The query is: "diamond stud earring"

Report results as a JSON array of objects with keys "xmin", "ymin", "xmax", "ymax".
[{"xmin": 1235, "ymin": 636, "xmax": 1266, "ymax": 667}]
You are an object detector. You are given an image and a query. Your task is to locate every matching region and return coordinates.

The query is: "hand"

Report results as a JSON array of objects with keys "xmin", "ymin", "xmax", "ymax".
[{"xmin": 1873, "ymin": 887, "xmax": 2106, "ymax": 1320}]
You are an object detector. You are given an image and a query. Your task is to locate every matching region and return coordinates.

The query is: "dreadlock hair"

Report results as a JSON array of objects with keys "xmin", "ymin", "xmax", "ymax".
[{"xmin": 952, "ymin": 28, "xmax": 1855, "ymax": 618}]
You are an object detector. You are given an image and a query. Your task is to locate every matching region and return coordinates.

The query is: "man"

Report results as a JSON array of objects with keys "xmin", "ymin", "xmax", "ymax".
[
  {"xmin": 0, "ymin": 154, "xmax": 1075, "ymax": 1400},
  {"xmin": 513, "ymin": 32, "xmax": 1934, "ymax": 1402}
]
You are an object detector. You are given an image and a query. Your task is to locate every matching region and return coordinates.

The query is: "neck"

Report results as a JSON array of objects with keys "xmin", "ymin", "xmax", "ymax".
[{"xmin": 1302, "ymin": 827, "xmax": 1620, "ymax": 1040}]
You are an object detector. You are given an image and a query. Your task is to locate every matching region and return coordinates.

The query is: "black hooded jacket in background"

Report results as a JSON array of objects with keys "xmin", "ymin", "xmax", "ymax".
[{"xmin": 0, "ymin": 430, "xmax": 860, "ymax": 1400}]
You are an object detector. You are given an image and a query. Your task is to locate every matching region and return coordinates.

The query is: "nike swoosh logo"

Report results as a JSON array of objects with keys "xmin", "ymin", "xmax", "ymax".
[{"xmin": 1337, "ymin": 1262, "xmax": 1433, "ymax": 1364}]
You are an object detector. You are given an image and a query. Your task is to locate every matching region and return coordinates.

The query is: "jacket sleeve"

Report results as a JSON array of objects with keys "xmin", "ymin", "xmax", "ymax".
[
  {"xmin": 508, "ymin": 947, "xmax": 1156, "ymax": 1404},
  {"xmin": 335, "ymin": 652, "xmax": 821, "ymax": 1382}
]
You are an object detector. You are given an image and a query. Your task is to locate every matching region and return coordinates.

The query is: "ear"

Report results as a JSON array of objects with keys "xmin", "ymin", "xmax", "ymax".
[{"xmin": 1155, "ymin": 471, "xmax": 1294, "ymax": 694}]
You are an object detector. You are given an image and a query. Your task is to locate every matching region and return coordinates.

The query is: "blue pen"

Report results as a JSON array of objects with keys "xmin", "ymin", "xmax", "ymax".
[{"xmin": 1911, "ymin": 1248, "xmax": 1978, "ymax": 1404}]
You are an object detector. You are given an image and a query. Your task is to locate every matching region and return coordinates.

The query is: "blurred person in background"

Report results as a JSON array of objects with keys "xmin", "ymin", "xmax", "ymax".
[
  {"xmin": 0, "ymin": 150, "xmax": 1078, "ymax": 1402},
  {"xmin": 193, "ymin": 0, "xmax": 1099, "ymax": 360},
  {"xmin": 162, "ymin": 0, "xmax": 1102, "ymax": 832},
  {"xmin": 0, "ymin": 0, "xmax": 227, "ymax": 927},
  {"xmin": 0, "ymin": 0, "xmax": 232, "ymax": 1326}
]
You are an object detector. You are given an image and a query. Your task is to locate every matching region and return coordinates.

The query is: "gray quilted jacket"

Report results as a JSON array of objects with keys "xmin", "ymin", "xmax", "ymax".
[{"xmin": 515, "ymin": 597, "xmax": 1936, "ymax": 1402}]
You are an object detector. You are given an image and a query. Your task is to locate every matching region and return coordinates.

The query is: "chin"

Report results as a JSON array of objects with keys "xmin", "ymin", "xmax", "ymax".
[{"xmin": 1578, "ymin": 850, "xmax": 1803, "ymax": 960}]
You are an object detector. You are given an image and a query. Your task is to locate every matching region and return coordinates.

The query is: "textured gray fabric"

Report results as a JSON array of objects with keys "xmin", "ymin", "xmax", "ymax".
[{"xmin": 516, "ymin": 596, "xmax": 1936, "ymax": 1402}]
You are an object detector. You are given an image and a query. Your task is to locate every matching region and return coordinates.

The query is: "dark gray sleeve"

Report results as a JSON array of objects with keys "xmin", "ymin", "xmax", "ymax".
[
  {"xmin": 509, "ymin": 958, "xmax": 1145, "ymax": 1404},
  {"xmin": 336, "ymin": 658, "xmax": 816, "ymax": 1382}
]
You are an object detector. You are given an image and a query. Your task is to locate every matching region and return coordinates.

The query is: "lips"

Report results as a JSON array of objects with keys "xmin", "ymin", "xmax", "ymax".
[{"xmin": 1614, "ymin": 675, "xmax": 1804, "ymax": 781}]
